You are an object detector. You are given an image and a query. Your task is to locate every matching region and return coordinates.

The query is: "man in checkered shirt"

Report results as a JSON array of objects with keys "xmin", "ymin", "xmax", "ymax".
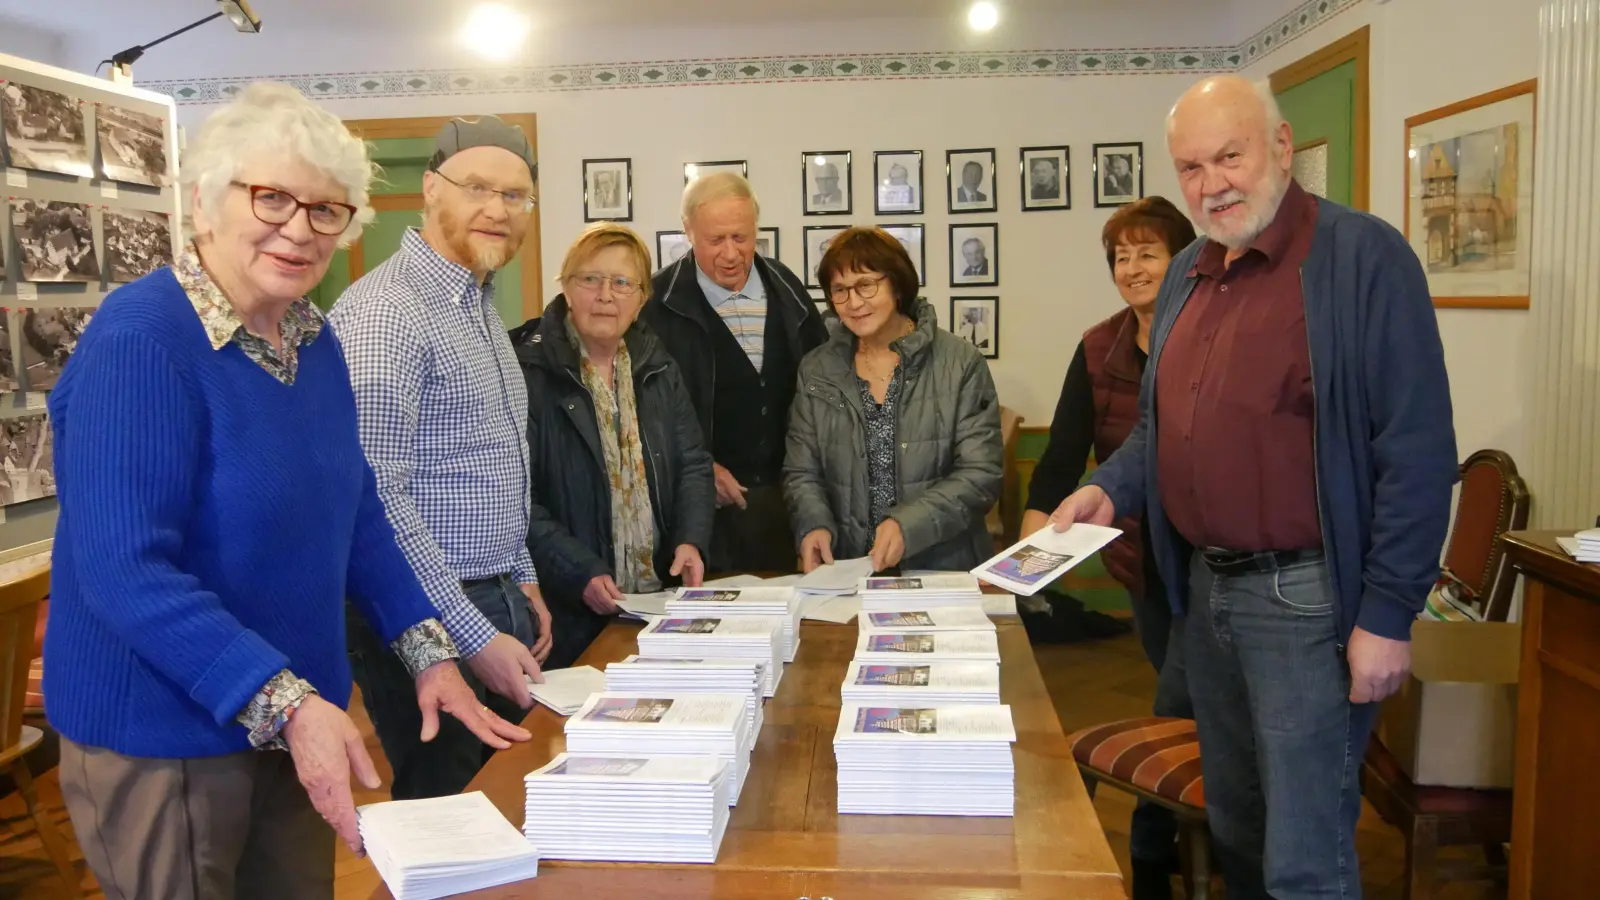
[{"xmin": 330, "ymin": 116, "xmax": 550, "ymax": 800}]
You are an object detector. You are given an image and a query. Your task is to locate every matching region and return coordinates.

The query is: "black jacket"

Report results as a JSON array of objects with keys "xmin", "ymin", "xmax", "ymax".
[{"xmin": 509, "ymin": 297, "xmax": 715, "ymax": 607}]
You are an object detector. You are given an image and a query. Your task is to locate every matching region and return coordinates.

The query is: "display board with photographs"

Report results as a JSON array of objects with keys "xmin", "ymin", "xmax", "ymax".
[
  {"xmin": 874, "ymin": 150, "xmax": 923, "ymax": 215},
  {"xmin": 1, "ymin": 82, "xmax": 91, "ymax": 178},
  {"xmin": 684, "ymin": 160, "xmax": 748, "ymax": 184},
  {"xmin": 1093, "ymin": 142, "xmax": 1144, "ymax": 207},
  {"xmin": 655, "ymin": 230, "xmax": 691, "ymax": 269},
  {"xmin": 950, "ymin": 296, "xmax": 999, "ymax": 359},
  {"xmin": 11, "ymin": 199, "xmax": 99, "ymax": 283},
  {"xmin": 1020, "ymin": 146, "xmax": 1070, "ymax": 211},
  {"xmin": 880, "ymin": 224, "xmax": 926, "ymax": 286},
  {"xmin": 803, "ymin": 224, "xmax": 850, "ymax": 289},
  {"xmin": 802, "ymin": 151, "xmax": 851, "ymax": 216},
  {"xmin": 104, "ymin": 209, "xmax": 172, "ymax": 282},
  {"xmin": 582, "ymin": 158, "xmax": 632, "ymax": 223},
  {"xmin": 949, "ymin": 223, "xmax": 999, "ymax": 287},
  {"xmin": 947, "ymin": 149, "xmax": 997, "ymax": 214},
  {"xmin": 97, "ymin": 103, "xmax": 169, "ymax": 187}
]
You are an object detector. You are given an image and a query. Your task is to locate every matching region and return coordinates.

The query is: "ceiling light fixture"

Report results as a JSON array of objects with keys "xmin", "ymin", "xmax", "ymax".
[
  {"xmin": 102, "ymin": 1, "xmax": 261, "ymax": 73},
  {"xmin": 460, "ymin": 3, "xmax": 532, "ymax": 62},
  {"xmin": 968, "ymin": 1, "xmax": 999, "ymax": 33}
]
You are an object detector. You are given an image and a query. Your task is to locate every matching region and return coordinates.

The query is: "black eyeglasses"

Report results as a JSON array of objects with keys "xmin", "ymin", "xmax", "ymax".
[
  {"xmin": 433, "ymin": 171, "xmax": 536, "ymax": 213},
  {"xmin": 829, "ymin": 274, "xmax": 886, "ymax": 305},
  {"xmin": 231, "ymin": 182, "xmax": 356, "ymax": 235}
]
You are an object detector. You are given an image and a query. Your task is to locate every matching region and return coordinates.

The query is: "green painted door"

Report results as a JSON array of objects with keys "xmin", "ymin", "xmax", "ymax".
[{"xmin": 1276, "ymin": 60, "xmax": 1356, "ymax": 206}]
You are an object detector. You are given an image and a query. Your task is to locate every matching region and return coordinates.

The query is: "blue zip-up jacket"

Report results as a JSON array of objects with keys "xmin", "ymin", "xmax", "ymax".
[{"xmin": 1089, "ymin": 195, "xmax": 1457, "ymax": 644}]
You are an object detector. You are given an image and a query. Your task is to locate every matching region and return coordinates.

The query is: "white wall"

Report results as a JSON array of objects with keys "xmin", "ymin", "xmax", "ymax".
[{"xmin": 0, "ymin": 18, "xmax": 68, "ymax": 67}]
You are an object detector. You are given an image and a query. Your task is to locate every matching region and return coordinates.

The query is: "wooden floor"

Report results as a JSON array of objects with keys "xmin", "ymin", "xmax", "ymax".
[{"xmin": 0, "ymin": 627, "xmax": 1505, "ymax": 900}]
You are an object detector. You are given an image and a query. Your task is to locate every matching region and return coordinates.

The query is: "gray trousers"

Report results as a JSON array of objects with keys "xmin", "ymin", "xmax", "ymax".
[{"xmin": 58, "ymin": 736, "xmax": 333, "ymax": 900}]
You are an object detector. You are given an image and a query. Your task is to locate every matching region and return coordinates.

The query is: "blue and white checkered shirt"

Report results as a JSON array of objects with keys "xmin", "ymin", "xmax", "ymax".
[
  {"xmin": 329, "ymin": 229, "xmax": 534, "ymax": 657},
  {"xmin": 695, "ymin": 263, "xmax": 767, "ymax": 372}
]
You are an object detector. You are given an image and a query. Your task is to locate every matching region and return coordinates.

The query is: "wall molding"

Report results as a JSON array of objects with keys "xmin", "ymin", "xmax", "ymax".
[{"xmin": 142, "ymin": 0, "xmax": 1361, "ymax": 105}]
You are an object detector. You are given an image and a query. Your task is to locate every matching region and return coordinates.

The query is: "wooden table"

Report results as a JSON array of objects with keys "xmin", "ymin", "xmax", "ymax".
[
  {"xmin": 369, "ymin": 620, "xmax": 1124, "ymax": 899},
  {"xmin": 1501, "ymin": 530, "xmax": 1600, "ymax": 900}
]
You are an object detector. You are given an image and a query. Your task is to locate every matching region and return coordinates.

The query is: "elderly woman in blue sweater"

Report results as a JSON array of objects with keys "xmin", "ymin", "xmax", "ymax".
[{"xmin": 43, "ymin": 83, "xmax": 530, "ymax": 900}]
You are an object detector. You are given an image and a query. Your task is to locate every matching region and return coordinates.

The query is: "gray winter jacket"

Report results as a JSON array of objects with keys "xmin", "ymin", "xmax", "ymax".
[{"xmin": 783, "ymin": 301, "xmax": 1003, "ymax": 571}]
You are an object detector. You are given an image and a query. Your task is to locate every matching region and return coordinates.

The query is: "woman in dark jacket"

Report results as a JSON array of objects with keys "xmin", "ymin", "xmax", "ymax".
[{"xmin": 511, "ymin": 224, "xmax": 714, "ymax": 669}]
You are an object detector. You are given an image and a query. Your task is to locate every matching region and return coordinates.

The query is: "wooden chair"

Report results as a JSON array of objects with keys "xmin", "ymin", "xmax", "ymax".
[
  {"xmin": 0, "ymin": 568, "xmax": 80, "ymax": 898},
  {"xmin": 1360, "ymin": 448, "xmax": 1529, "ymax": 900},
  {"xmin": 986, "ymin": 405, "xmax": 1024, "ymax": 550}
]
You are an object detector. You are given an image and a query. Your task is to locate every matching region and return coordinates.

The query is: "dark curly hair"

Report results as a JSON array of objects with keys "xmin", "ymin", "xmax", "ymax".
[
  {"xmin": 815, "ymin": 226, "xmax": 920, "ymax": 317},
  {"xmin": 1100, "ymin": 196, "xmax": 1198, "ymax": 270}
]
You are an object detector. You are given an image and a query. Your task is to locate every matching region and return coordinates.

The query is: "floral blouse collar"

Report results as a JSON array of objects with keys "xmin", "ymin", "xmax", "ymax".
[{"xmin": 173, "ymin": 243, "xmax": 325, "ymax": 352}]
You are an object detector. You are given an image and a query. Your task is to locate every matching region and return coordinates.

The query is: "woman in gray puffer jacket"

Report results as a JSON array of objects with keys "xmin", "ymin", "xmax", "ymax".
[{"xmin": 784, "ymin": 226, "xmax": 1003, "ymax": 573}]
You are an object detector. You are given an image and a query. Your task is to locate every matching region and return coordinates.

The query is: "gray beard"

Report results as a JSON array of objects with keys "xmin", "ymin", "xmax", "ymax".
[{"xmin": 1208, "ymin": 173, "xmax": 1292, "ymax": 249}]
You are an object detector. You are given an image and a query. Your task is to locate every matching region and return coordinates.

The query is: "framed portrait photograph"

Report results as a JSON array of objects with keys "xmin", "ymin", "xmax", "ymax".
[
  {"xmin": 802, "ymin": 151, "xmax": 851, "ymax": 216},
  {"xmin": 684, "ymin": 159, "xmax": 748, "ymax": 185},
  {"xmin": 874, "ymin": 150, "xmax": 923, "ymax": 215},
  {"xmin": 1404, "ymin": 79, "xmax": 1536, "ymax": 309},
  {"xmin": 947, "ymin": 148, "xmax": 997, "ymax": 214},
  {"xmin": 949, "ymin": 223, "xmax": 999, "ymax": 288},
  {"xmin": 950, "ymin": 296, "xmax": 999, "ymax": 359},
  {"xmin": 757, "ymin": 226, "xmax": 780, "ymax": 260},
  {"xmin": 803, "ymin": 224, "xmax": 850, "ymax": 289},
  {"xmin": 1020, "ymin": 145, "xmax": 1071, "ymax": 211},
  {"xmin": 655, "ymin": 230, "xmax": 692, "ymax": 269},
  {"xmin": 583, "ymin": 158, "xmax": 632, "ymax": 223},
  {"xmin": 879, "ymin": 223, "xmax": 926, "ymax": 286},
  {"xmin": 1093, "ymin": 142, "xmax": 1144, "ymax": 207}
]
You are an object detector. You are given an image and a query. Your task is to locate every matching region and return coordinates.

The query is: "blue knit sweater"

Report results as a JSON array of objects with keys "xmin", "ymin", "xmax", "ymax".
[{"xmin": 43, "ymin": 269, "xmax": 439, "ymax": 758}]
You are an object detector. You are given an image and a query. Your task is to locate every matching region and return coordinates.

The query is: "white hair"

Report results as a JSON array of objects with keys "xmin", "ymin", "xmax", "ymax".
[
  {"xmin": 182, "ymin": 82, "xmax": 377, "ymax": 245},
  {"xmin": 680, "ymin": 171, "xmax": 761, "ymax": 229}
]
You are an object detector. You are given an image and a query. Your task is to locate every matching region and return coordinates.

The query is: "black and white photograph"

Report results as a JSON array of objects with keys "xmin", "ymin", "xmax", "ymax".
[
  {"xmin": 950, "ymin": 296, "xmax": 999, "ymax": 359},
  {"xmin": 0, "ymin": 414, "xmax": 55, "ymax": 507},
  {"xmin": 0, "ymin": 82, "xmax": 91, "ymax": 178},
  {"xmin": 655, "ymin": 230, "xmax": 691, "ymax": 269},
  {"xmin": 1020, "ymin": 145, "xmax": 1071, "ymax": 211},
  {"xmin": 757, "ymin": 226, "xmax": 780, "ymax": 260},
  {"xmin": 803, "ymin": 224, "xmax": 850, "ymax": 289},
  {"xmin": 949, "ymin": 223, "xmax": 999, "ymax": 287},
  {"xmin": 684, "ymin": 160, "xmax": 748, "ymax": 185},
  {"xmin": 19, "ymin": 307, "xmax": 93, "ymax": 392},
  {"xmin": 874, "ymin": 150, "xmax": 923, "ymax": 215},
  {"xmin": 0, "ymin": 315, "xmax": 17, "ymax": 393},
  {"xmin": 947, "ymin": 148, "xmax": 997, "ymax": 214},
  {"xmin": 1093, "ymin": 142, "xmax": 1144, "ymax": 207},
  {"xmin": 880, "ymin": 224, "xmax": 926, "ymax": 286},
  {"xmin": 582, "ymin": 158, "xmax": 632, "ymax": 222},
  {"xmin": 10, "ymin": 199, "xmax": 100, "ymax": 283},
  {"xmin": 97, "ymin": 103, "xmax": 169, "ymax": 187},
  {"xmin": 802, "ymin": 151, "xmax": 851, "ymax": 215},
  {"xmin": 104, "ymin": 209, "xmax": 173, "ymax": 282}
]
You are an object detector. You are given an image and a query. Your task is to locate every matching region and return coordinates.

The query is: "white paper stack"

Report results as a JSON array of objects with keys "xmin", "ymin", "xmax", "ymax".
[
  {"xmin": 667, "ymin": 587, "xmax": 801, "ymax": 663},
  {"xmin": 833, "ymin": 703, "xmax": 1018, "ymax": 816},
  {"xmin": 526, "ymin": 665, "xmax": 607, "ymax": 716},
  {"xmin": 858, "ymin": 606, "xmax": 996, "ymax": 633},
  {"xmin": 604, "ymin": 655, "xmax": 765, "ymax": 735},
  {"xmin": 852, "ymin": 629, "xmax": 1001, "ymax": 663},
  {"xmin": 563, "ymin": 693, "xmax": 753, "ymax": 804},
  {"xmin": 636, "ymin": 617, "xmax": 785, "ymax": 697},
  {"xmin": 523, "ymin": 754, "xmax": 730, "ymax": 863},
  {"xmin": 841, "ymin": 660, "xmax": 1001, "ymax": 705},
  {"xmin": 1559, "ymin": 528, "xmax": 1600, "ymax": 562},
  {"xmin": 359, "ymin": 791, "xmax": 540, "ymax": 900},
  {"xmin": 796, "ymin": 556, "xmax": 877, "ymax": 595},
  {"xmin": 859, "ymin": 573, "xmax": 986, "ymax": 610}
]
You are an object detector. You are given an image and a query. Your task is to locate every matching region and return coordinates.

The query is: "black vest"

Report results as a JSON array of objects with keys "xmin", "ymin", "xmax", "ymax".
[{"xmin": 706, "ymin": 298, "xmax": 796, "ymax": 487}]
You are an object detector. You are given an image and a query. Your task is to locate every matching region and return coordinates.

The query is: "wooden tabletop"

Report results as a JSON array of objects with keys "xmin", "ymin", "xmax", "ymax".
[
  {"xmin": 368, "ymin": 620, "xmax": 1125, "ymax": 900},
  {"xmin": 1502, "ymin": 530, "xmax": 1600, "ymax": 599}
]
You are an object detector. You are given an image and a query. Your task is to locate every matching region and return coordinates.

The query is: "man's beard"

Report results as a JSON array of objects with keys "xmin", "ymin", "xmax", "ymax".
[
  {"xmin": 1201, "ymin": 168, "xmax": 1291, "ymax": 250},
  {"xmin": 440, "ymin": 205, "xmax": 519, "ymax": 271}
]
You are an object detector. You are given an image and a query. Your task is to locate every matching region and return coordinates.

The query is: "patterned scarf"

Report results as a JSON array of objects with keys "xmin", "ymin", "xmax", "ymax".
[{"xmin": 567, "ymin": 318, "xmax": 659, "ymax": 593}]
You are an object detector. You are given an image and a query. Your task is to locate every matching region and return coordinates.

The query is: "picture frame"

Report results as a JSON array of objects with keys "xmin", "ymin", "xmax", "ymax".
[
  {"xmin": 757, "ymin": 226, "xmax": 780, "ymax": 260},
  {"xmin": 582, "ymin": 158, "xmax": 632, "ymax": 223},
  {"xmin": 950, "ymin": 296, "xmax": 999, "ymax": 359},
  {"xmin": 1092, "ymin": 142, "xmax": 1144, "ymax": 207},
  {"xmin": 684, "ymin": 160, "xmax": 748, "ymax": 184},
  {"xmin": 1404, "ymin": 79, "xmax": 1537, "ymax": 310},
  {"xmin": 655, "ymin": 230, "xmax": 692, "ymax": 269},
  {"xmin": 949, "ymin": 223, "xmax": 999, "ymax": 288},
  {"xmin": 1020, "ymin": 145, "xmax": 1071, "ymax": 211},
  {"xmin": 946, "ymin": 148, "xmax": 997, "ymax": 214},
  {"xmin": 874, "ymin": 150, "xmax": 923, "ymax": 215},
  {"xmin": 802, "ymin": 150, "xmax": 852, "ymax": 216},
  {"xmin": 879, "ymin": 223, "xmax": 926, "ymax": 286},
  {"xmin": 803, "ymin": 224, "xmax": 851, "ymax": 289}
]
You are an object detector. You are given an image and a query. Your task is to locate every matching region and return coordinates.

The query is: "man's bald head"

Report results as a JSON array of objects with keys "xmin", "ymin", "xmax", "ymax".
[{"xmin": 1165, "ymin": 75, "xmax": 1295, "ymax": 251}]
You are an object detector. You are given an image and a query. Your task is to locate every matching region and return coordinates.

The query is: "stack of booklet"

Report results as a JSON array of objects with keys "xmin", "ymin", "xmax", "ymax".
[
  {"xmin": 526, "ymin": 665, "xmax": 607, "ymax": 716},
  {"xmin": 563, "ymin": 693, "xmax": 754, "ymax": 804},
  {"xmin": 603, "ymin": 655, "xmax": 765, "ymax": 735},
  {"xmin": 858, "ymin": 606, "xmax": 996, "ymax": 633},
  {"xmin": 833, "ymin": 703, "xmax": 1018, "ymax": 816},
  {"xmin": 358, "ymin": 791, "xmax": 540, "ymax": 899},
  {"xmin": 523, "ymin": 754, "xmax": 731, "ymax": 863},
  {"xmin": 859, "ymin": 574, "xmax": 986, "ymax": 611},
  {"xmin": 852, "ymin": 629, "xmax": 1002, "ymax": 664},
  {"xmin": 666, "ymin": 586, "xmax": 801, "ymax": 663},
  {"xmin": 1557, "ymin": 528, "xmax": 1600, "ymax": 563},
  {"xmin": 841, "ymin": 660, "xmax": 1001, "ymax": 705},
  {"xmin": 636, "ymin": 616, "xmax": 786, "ymax": 697}
]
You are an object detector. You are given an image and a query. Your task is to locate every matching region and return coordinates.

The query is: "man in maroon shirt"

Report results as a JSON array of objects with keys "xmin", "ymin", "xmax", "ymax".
[{"xmin": 1055, "ymin": 75, "xmax": 1457, "ymax": 900}]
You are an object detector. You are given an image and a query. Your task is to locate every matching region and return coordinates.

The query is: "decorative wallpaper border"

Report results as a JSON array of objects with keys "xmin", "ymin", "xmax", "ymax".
[{"xmin": 143, "ymin": 0, "xmax": 1360, "ymax": 105}]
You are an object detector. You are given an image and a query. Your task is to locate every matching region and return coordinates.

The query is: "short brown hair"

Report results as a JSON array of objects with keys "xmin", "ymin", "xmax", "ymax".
[
  {"xmin": 557, "ymin": 222, "xmax": 654, "ymax": 303},
  {"xmin": 816, "ymin": 226, "xmax": 919, "ymax": 316},
  {"xmin": 1101, "ymin": 196, "xmax": 1198, "ymax": 270}
]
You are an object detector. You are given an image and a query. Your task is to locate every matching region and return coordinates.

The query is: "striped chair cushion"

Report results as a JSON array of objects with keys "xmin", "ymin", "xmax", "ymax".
[
  {"xmin": 1067, "ymin": 716, "xmax": 1205, "ymax": 808},
  {"xmin": 24, "ymin": 657, "xmax": 43, "ymax": 714}
]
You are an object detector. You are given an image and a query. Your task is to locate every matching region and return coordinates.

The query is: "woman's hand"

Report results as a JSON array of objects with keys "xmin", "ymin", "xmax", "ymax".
[
  {"xmin": 870, "ymin": 519, "xmax": 906, "ymax": 572},
  {"xmin": 669, "ymin": 545, "xmax": 705, "ymax": 587},
  {"xmin": 520, "ymin": 584, "xmax": 554, "ymax": 664},
  {"xmin": 582, "ymin": 574, "xmax": 624, "ymax": 615},
  {"xmin": 282, "ymin": 694, "xmax": 381, "ymax": 856},
  {"xmin": 800, "ymin": 529, "xmax": 834, "ymax": 573}
]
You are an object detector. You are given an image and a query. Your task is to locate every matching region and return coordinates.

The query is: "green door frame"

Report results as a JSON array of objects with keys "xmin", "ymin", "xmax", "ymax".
[{"xmin": 1271, "ymin": 25, "xmax": 1371, "ymax": 211}]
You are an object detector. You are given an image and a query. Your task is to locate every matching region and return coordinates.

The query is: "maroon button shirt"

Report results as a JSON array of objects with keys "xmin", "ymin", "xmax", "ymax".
[{"xmin": 1156, "ymin": 179, "xmax": 1323, "ymax": 552}]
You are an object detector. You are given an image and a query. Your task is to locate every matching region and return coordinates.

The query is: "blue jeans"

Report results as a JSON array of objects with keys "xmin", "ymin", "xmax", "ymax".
[
  {"xmin": 1182, "ymin": 553, "xmax": 1378, "ymax": 900},
  {"xmin": 347, "ymin": 574, "xmax": 536, "ymax": 800}
]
